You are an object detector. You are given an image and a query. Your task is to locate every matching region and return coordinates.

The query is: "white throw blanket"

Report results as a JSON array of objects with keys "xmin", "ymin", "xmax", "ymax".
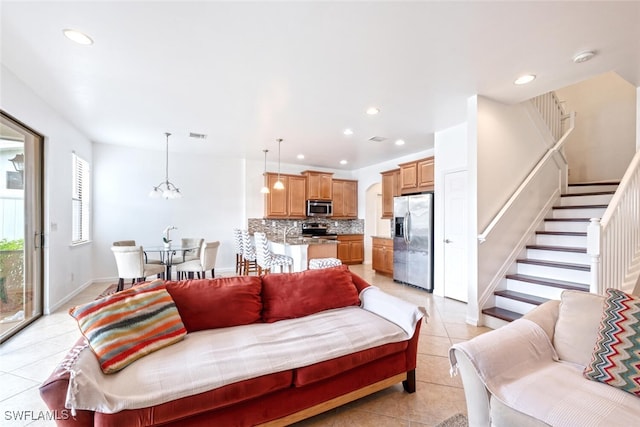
[
  {"xmin": 450, "ymin": 319, "xmax": 640, "ymax": 427},
  {"xmin": 359, "ymin": 286, "xmax": 427, "ymax": 335},
  {"xmin": 66, "ymin": 303, "xmax": 424, "ymax": 414}
]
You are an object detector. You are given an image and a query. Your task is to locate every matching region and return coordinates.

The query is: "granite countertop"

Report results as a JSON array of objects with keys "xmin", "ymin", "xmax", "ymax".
[{"xmin": 270, "ymin": 237, "xmax": 339, "ymax": 245}]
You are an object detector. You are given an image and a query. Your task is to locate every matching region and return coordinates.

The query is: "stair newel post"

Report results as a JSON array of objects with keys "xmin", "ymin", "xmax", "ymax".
[{"xmin": 587, "ymin": 218, "xmax": 601, "ymax": 294}]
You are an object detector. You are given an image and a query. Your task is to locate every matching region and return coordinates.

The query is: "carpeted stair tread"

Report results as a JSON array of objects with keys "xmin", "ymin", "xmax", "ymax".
[
  {"xmin": 553, "ymin": 204, "xmax": 608, "ymax": 210},
  {"xmin": 494, "ymin": 290, "xmax": 549, "ymax": 306},
  {"xmin": 568, "ymin": 181, "xmax": 620, "ymax": 187},
  {"xmin": 535, "ymin": 231, "xmax": 586, "ymax": 236},
  {"xmin": 526, "ymin": 245, "xmax": 587, "ymax": 253},
  {"xmin": 482, "ymin": 307, "xmax": 521, "ymax": 322},
  {"xmin": 560, "ymin": 191, "xmax": 616, "ymax": 197},
  {"xmin": 505, "ymin": 274, "xmax": 589, "ymax": 291},
  {"xmin": 516, "ymin": 258, "xmax": 590, "ymax": 271}
]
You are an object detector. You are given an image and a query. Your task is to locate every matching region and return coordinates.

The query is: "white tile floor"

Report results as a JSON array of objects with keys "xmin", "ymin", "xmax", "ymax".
[{"xmin": 0, "ymin": 265, "xmax": 491, "ymax": 426}]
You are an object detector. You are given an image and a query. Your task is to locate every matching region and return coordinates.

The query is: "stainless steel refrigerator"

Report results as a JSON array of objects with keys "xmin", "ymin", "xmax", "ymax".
[{"xmin": 393, "ymin": 193, "xmax": 434, "ymax": 291}]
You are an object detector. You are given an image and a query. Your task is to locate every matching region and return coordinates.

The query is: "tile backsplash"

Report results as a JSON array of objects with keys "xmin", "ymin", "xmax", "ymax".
[{"xmin": 247, "ymin": 218, "xmax": 364, "ymax": 241}]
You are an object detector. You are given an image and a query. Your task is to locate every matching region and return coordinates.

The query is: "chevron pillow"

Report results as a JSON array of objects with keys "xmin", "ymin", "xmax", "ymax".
[{"xmin": 583, "ymin": 288, "xmax": 640, "ymax": 397}]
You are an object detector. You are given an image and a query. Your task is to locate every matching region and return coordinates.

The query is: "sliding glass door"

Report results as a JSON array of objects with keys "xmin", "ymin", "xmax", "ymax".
[{"xmin": 0, "ymin": 111, "xmax": 44, "ymax": 343}]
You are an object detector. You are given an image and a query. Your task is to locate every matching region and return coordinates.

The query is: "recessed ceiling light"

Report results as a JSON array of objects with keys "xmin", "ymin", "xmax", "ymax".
[
  {"xmin": 573, "ymin": 50, "xmax": 596, "ymax": 64},
  {"xmin": 514, "ymin": 74, "xmax": 536, "ymax": 85},
  {"xmin": 395, "ymin": 139, "xmax": 405, "ymax": 146},
  {"xmin": 297, "ymin": 154, "xmax": 305, "ymax": 160},
  {"xmin": 340, "ymin": 160, "xmax": 348, "ymax": 165},
  {"xmin": 343, "ymin": 128, "xmax": 353, "ymax": 136},
  {"xmin": 366, "ymin": 107, "xmax": 380, "ymax": 115},
  {"xmin": 63, "ymin": 29, "xmax": 94, "ymax": 45}
]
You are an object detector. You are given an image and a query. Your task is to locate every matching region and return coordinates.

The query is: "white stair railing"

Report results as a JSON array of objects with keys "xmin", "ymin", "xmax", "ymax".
[
  {"xmin": 531, "ymin": 91, "xmax": 566, "ymax": 142},
  {"xmin": 587, "ymin": 150, "xmax": 640, "ymax": 294}
]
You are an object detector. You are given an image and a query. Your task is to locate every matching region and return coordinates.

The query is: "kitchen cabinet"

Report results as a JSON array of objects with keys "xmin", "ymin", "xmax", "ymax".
[
  {"xmin": 332, "ymin": 179, "xmax": 358, "ymax": 218},
  {"xmin": 380, "ymin": 168, "xmax": 400, "ymax": 219},
  {"xmin": 399, "ymin": 156, "xmax": 434, "ymax": 194},
  {"xmin": 302, "ymin": 170, "xmax": 333, "ymax": 200},
  {"xmin": 264, "ymin": 173, "xmax": 307, "ymax": 218},
  {"xmin": 336, "ymin": 234, "xmax": 364, "ymax": 265},
  {"xmin": 372, "ymin": 237, "xmax": 394, "ymax": 276}
]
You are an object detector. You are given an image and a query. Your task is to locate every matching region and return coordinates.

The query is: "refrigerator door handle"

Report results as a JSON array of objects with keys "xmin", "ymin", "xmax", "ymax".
[{"xmin": 404, "ymin": 212, "xmax": 411, "ymax": 244}]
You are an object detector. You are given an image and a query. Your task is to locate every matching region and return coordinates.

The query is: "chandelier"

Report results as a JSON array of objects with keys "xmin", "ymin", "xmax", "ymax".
[
  {"xmin": 260, "ymin": 149, "xmax": 270, "ymax": 194},
  {"xmin": 273, "ymin": 138, "xmax": 284, "ymax": 190},
  {"xmin": 149, "ymin": 132, "xmax": 182, "ymax": 199}
]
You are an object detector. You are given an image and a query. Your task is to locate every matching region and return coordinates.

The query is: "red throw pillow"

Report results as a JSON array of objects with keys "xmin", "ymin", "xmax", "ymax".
[
  {"xmin": 261, "ymin": 265, "xmax": 360, "ymax": 323},
  {"xmin": 166, "ymin": 276, "xmax": 262, "ymax": 332}
]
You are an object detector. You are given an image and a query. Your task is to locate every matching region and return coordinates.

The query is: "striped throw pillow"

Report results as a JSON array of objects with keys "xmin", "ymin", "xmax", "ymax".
[
  {"xmin": 583, "ymin": 288, "xmax": 640, "ymax": 397},
  {"xmin": 69, "ymin": 287, "xmax": 186, "ymax": 374}
]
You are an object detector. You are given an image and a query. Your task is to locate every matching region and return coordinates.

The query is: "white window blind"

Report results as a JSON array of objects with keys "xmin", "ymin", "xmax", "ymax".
[{"xmin": 72, "ymin": 153, "xmax": 90, "ymax": 244}]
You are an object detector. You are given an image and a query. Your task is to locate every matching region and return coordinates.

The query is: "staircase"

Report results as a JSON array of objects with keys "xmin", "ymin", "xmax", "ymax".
[{"xmin": 482, "ymin": 181, "xmax": 619, "ymax": 324}]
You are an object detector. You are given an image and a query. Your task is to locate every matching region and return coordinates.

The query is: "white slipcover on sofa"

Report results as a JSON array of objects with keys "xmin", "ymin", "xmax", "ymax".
[{"xmin": 450, "ymin": 290, "xmax": 640, "ymax": 427}]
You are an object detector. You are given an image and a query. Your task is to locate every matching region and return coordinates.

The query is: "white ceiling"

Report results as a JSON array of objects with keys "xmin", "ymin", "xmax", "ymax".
[{"xmin": 1, "ymin": 1, "xmax": 639, "ymax": 170}]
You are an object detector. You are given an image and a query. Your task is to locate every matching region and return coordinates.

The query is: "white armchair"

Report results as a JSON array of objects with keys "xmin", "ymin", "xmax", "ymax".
[
  {"xmin": 175, "ymin": 241, "xmax": 220, "ymax": 280},
  {"xmin": 179, "ymin": 237, "xmax": 204, "ymax": 263},
  {"xmin": 111, "ymin": 246, "xmax": 166, "ymax": 291},
  {"xmin": 112, "ymin": 240, "xmax": 162, "ymax": 265}
]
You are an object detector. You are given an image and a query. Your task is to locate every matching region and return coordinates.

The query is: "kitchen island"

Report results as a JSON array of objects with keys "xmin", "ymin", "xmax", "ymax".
[{"xmin": 270, "ymin": 237, "xmax": 338, "ymax": 272}]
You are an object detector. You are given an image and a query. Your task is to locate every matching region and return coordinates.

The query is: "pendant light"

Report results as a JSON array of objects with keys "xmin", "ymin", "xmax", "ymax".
[
  {"xmin": 273, "ymin": 138, "xmax": 284, "ymax": 190},
  {"xmin": 149, "ymin": 132, "xmax": 182, "ymax": 199},
  {"xmin": 260, "ymin": 149, "xmax": 270, "ymax": 194}
]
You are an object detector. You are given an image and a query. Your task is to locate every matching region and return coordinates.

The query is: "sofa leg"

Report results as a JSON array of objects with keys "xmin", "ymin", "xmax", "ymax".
[{"xmin": 402, "ymin": 370, "xmax": 416, "ymax": 393}]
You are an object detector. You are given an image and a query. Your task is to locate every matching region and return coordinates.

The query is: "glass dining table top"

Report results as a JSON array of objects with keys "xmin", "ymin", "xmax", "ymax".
[
  {"xmin": 143, "ymin": 245, "xmax": 199, "ymax": 253},
  {"xmin": 143, "ymin": 245, "xmax": 199, "ymax": 267}
]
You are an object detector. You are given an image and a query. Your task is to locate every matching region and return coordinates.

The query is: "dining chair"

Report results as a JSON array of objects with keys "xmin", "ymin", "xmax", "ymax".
[
  {"xmin": 175, "ymin": 241, "xmax": 220, "ymax": 280},
  {"xmin": 180, "ymin": 237, "xmax": 204, "ymax": 263},
  {"xmin": 232, "ymin": 228, "xmax": 244, "ymax": 275},
  {"xmin": 112, "ymin": 240, "xmax": 162, "ymax": 265},
  {"xmin": 240, "ymin": 229, "xmax": 260, "ymax": 275},
  {"xmin": 253, "ymin": 232, "xmax": 293, "ymax": 274},
  {"xmin": 111, "ymin": 246, "xmax": 166, "ymax": 292}
]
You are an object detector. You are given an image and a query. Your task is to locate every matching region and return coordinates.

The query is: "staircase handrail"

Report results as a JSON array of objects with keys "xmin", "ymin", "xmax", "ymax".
[
  {"xmin": 600, "ymin": 150, "xmax": 640, "ymax": 227},
  {"xmin": 588, "ymin": 149, "xmax": 640, "ymax": 294},
  {"xmin": 478, "ymin": 111, "xmax": 575, "ymax": 242}
]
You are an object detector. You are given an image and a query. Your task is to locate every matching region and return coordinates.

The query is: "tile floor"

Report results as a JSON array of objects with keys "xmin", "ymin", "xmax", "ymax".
[{"xmin": 0, "ymin": 265, "xmax": 492, "ymax": 426}]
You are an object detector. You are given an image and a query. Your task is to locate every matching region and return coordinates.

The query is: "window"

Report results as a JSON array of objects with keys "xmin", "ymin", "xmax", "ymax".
[{"xmin": 72, "ymin": 153, "xmax": 90, "ymax": 244}]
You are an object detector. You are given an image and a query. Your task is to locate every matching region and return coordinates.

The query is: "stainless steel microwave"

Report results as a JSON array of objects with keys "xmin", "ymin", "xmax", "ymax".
[{"xmin": 306, "ymin": 200, "xmax": 333, "ymax": 217}]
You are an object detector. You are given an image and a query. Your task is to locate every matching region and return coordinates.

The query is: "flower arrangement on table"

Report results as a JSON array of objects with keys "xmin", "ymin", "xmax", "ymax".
[{"xmin": 163, "ymin": 226, "xmax": 177, "ymax": 248}]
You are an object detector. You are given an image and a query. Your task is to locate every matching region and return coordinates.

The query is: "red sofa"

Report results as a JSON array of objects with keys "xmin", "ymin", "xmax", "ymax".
[{"xmin": 40, "ymin": 265, "xmax": 423, "ymax": 426}]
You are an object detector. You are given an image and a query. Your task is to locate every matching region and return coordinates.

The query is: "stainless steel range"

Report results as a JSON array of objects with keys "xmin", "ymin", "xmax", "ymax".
[{"xmin": 301, "ymin": 223, "xmax": 338, "ymax": 240}]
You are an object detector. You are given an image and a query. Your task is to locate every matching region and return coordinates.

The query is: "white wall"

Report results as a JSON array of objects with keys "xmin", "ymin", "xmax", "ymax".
[
  {"xmin": 1, "ymin": 65, "xmax": 93, "ymax": 313},
  {"xmin": 476, "ymin": 96, "xmax": 549, "ymax": 232},
  {"xmin": 433, "ymin": 122, "xmax": 468, "ymax": 297},
  {"xmin": 555, "ymin": 72, "xmax": 637, "ymax": 183},
  {"xmin": 92, "ymin": 143, "xmax": 246, "ymax": 281}
]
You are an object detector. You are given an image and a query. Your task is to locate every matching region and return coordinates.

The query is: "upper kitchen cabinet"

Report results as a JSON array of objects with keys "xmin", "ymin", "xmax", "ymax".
[
  {"xmin": 380, "ymin": 168, "xmax": 401, "ymax": 219},
  {"xmin": 264, "ymin": 173, "xmax": 307, "ymax": 218},
  {"xmin": 301, "ymin": 171, "xmax": 333, "ymax": 200},
  {"xmin": 332, "ymin": 179, "xmax": 358, "ymax": 219},
  {"xmin": 399, "ymin": 156, "xmax": 435, "ymax": 194}
]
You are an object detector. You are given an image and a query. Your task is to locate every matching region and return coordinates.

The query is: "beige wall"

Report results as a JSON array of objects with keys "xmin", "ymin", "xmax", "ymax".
[{"xmin": 555, "ymin": 72, "xmax": 637, "ymax": 183}]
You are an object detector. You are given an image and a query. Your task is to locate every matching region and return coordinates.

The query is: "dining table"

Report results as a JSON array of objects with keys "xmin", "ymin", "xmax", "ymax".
[{"xmin": 143, "ymin": 245, "xmax": 199, "ymax": 279}]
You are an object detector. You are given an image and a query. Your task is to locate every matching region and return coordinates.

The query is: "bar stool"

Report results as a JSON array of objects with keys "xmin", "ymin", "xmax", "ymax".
[
  {"xmin": 240, "ymin": 229, "xmax": 260, "ymax": 275},
  {"xmin": 308, "ymin": 258, "xmax": 342, "ymax": 270},
  {"xmin": 254, "ymin": 232, "xmax": 293, "ymax": 274},
  {"xmin": 233, "ymin": 228, "xmax": 244, "ymax": 275}
]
